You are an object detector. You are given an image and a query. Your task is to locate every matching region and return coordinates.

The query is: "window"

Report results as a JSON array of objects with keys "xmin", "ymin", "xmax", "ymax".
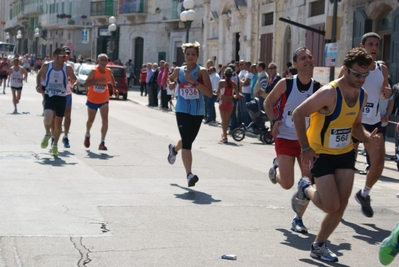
[
  {"xmin": 262, "ymin": 12, "xmax": 274, "ymax": 26},
  {"xmin": 310, "ymin": 0, "xmax": 325, "ymax": 17}
]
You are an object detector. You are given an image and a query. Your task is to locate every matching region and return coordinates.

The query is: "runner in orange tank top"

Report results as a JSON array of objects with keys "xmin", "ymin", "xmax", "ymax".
[{"xmin": 83, "ymin": 53, "xmax": 115, "ymax": 151}]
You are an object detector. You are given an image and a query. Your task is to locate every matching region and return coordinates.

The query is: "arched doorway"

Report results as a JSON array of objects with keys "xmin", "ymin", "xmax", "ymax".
[
  {"xmin": 376, "ymin": 8, "xmax": 393, "ymax": 69},
  {"xmin": 134, "ymin": 37, "xmax": 144, "ymax": 85},
  {"xmin": 352, "ymin": 10, "xmax": 372, "ymax": 48}
]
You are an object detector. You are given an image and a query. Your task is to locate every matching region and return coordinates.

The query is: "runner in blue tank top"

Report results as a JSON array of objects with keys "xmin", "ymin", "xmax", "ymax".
[{"xmin": 166, "ymin": 42, "xmax": 212, "ymax": 187}]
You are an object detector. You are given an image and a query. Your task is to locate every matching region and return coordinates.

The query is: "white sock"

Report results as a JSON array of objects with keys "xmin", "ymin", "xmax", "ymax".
[{"xmin": 361, "ymin": 186, "xmax": 371, "ymax": 198}]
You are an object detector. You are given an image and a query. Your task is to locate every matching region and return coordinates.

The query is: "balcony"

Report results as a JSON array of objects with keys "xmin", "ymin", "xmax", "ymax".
[
  {"xmin": 24, "ymin": 3, "xmax": 44, "ymax": 17},
  {"xmin": 5, "ymin": 15, "xmax": 23, "ymax": 31},
  {"xmin": 90, "ymin": 1, "xmax": 115, "ymax": 17},
  {"xmin": 58, "ymin": 15, "xmax": 93, "ymax": 29},
  {"xmin": 40, "ymin": 13, "xmax": 60, "ymax": 29},
  {"xmin": 118, "ymin": 0, "xmax": 146, "ymax": 22}
]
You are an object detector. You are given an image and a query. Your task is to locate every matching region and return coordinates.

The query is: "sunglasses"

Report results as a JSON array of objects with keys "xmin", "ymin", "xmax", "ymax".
[
  {"xmin": 347, "ymin": 67, "xmax": 369, "ymax": 78},
  {"xmin": 268, "ymin": 67, "xmax": 276, "ymax": 70}
]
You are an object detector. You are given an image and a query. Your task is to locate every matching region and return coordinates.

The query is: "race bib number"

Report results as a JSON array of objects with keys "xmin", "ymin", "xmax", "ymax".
[
  {"xmin": 362, "ymin": 102, "xmax": 374, "ymax": 118},
  {"xmin": 328, "ymin": 128, "xmax": 351, "ymax": 148},
  {"xmin": 48, "ymin": 88, "xmax": 62, "ymax": 95},
  {"xmin": 179, "ymin": 82, "xmax": 199, "ymax": 100},
  {"xmin": 285, "ymin": 111, "xmax": 309, "ymax": 128},
  {"xmin": 94, "ymin": 84, "xmax": 106, "ymax": 93},
  {"xmin": 47, "ymin": 82, "xmax": 64, "ymax": 96},
  {"xmin": 12, "ymin": 77, "xmax": 22, "ymax": 83}
]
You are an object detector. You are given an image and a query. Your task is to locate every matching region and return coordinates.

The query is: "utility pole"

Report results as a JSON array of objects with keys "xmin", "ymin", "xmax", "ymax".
[{"xmin": 329, "ymin": 0, "xmax": 339, "ymax": 82}]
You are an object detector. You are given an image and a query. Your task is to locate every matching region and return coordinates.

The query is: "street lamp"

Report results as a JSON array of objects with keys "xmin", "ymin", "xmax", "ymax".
[
  {"xmin": 16, "ymin": 30, "xmax": 22, "ymax": 55},
  {"xmin": 108, "ymin": 16, "xmax": 117, "ymax": 62},
  {"xmin": 34, "ymin": 28, "xmax": 40, "ymax": 58},
  {"xmin": 180, "ymin": 0, "xmax": 196, "ymax": 43}
]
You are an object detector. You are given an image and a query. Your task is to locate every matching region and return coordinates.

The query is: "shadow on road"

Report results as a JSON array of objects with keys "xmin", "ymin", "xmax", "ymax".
[
  {"xmin": 219, "ymin": 141, "xmax": 239, "ymax": 147},
  {"xmin": 341, "ymin": 219, "xmax": 390, "ymax": 245},
  {"xmin": 170, "ymin": 183, "xmax": 222, "ymax": 205},
  {"xmin": 57, "ymin": 150, "xmax": 75, "ymax": 158},
  {"xmin": 85, "ymin": 150, "xmax": 116, "ymax": 160},
  {"xmin": 277, "ymin": 228, "xmax": 351, "ymax": 263},
  {"xmin": 379, "ymin": 175, "xmax": 399, "ymax": 183},
  {"xmin": 299, "ymin": 258, "xmax": 351, "ymax": 267},
  {"xmin": 37, "ymin": 157, "xmax": 78, "ymax": 167}
]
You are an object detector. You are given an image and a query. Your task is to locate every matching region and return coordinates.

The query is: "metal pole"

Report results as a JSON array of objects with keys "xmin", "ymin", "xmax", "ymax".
[
  {"xmin": 329, "ymin": 0, "xmax": 338, "ymax": 82},
  {"xmin": 185, "ymin": 21, "xmax": 191, "ymax": 43}
]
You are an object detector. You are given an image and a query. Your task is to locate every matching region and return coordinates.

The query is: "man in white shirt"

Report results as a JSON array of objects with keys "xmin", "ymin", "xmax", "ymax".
[
  {"xmin": 205, "ymin": 66, "xmax": 220, "ymax": 124},
  {"xmin": 241, "ymin": 61, "xmax": 253, "ymax": 126}
]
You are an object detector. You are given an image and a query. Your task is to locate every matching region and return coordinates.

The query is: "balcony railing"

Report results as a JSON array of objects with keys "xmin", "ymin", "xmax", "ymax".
[
  {"xmin": 90, "ymin": 1, "xmax": 115, "ymax": 17},
  {"xmin": 40, "ymin": 13, "xmax": 59, "ymax": 27},
  {"xmin": 119, "ymin": 0, "xmax": 146, "ymax": 14},
  {"xmin": 5, "ymin": 15, "xmax": 22, "ymax": 30},
  {"xmin": 24, "ymin": 3, "xmax": 44, "ymax": 16},
  {"xmin": 58, "ymin": 16, "xmax": 92, "ymax": 27}
]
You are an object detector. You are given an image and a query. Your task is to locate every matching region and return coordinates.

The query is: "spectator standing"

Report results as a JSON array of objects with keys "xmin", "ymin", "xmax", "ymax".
[
  {"xmin": 205, "ymin": 66, "xmax": 220, "ymax": 124},
  {"xmin": 266, "ymin": 62, "xmax": 282, "ymax": 94},
  {"xmin": 254, "ymin": 62, "xmax": 269, "ymax": 110},
  {"xmin": 241, "ymin": 61, "xmax": 253, "ymax": 126},
  {"xmin": 150, "ymin": 63, "xmax": 159, "ymax": 107},
  {"xmin": 139, "ymin": 64, "xmax": 147, "ymax": 96},
  {"xmin": 145, "ymin": 63, "xmax": 154, "ymax": 106},
  {"xmin": 158, "ymin": 60, "xmax": 167, "ymax": 109},
  {"xmin": 216, "ymin": 67, "xmax": 240, "ymax": 143},
  {"xmin": 125, "ymin": 61, "xmax": 134, "ymax": 88},
  {"xmin": 282, "ymin": 62, "xmax": 292, "ymax": 78},
  {"xmin": 229, "ymin": 61, "xmax": 242, "ymax": 132},
  {"xmin": 160, "ymin": 62, "xmax": 172, "ymax": 110}
]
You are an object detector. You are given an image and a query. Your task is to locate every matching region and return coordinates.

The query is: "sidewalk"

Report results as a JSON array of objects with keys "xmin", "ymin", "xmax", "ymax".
[
  {"xmin": 128, "ymin": 85, "xmax": 177, "ymax": 110},
  {"xmin": 127, "ymin": 86, "xmax": 398, "ymax": 158}
]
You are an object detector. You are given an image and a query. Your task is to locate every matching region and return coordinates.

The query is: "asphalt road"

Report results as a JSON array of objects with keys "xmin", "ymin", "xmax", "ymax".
[{"xmin": 0, "ymin": 75, "xmax": 398, "ymax": 267}]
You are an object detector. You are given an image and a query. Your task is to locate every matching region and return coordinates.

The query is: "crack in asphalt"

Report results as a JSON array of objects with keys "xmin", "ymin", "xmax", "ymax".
[{"xmin": 70, "ymin": 237, "xmax": 92, "ymax": 267}]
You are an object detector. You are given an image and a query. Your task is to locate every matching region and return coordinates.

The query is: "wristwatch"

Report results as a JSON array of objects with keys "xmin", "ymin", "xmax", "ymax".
[{"xmin": 193, "ymin": 80, "xmax": 199, "ymax": 86}]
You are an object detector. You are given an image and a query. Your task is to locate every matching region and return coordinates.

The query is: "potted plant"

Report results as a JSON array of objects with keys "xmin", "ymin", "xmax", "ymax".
[{"xmin": 0, "ymin": 20, "xmax": 5, "ymax": 25}]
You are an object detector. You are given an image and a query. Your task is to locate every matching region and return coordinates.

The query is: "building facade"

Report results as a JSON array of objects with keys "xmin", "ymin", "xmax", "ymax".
[
  {"xmin": 1, "ymin": 0, "xmax": 398, "ymax": 84},
  {"xmin": 2, "ymin": 0, "xmax": 93, "ymax": 59}
]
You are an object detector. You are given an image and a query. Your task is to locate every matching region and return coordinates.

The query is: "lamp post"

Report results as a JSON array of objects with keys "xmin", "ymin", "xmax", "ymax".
[
  {"xmin": 16, "ymin": 30, "xmax": 22, "ymax": 55},
  {"xmin": 4, "ymin": 33, "xmax": 10, "ymax": 58},
  {"xmin": 108, "ymin": 16, "xmax": 117, "ymax": 62},
  {"xmin": 34, "ymin": 28, "xmax": 40, "ymax": 58},
  {"xmin": 180, "ymin": 0, "xmax": 196, "ymax": 43}
]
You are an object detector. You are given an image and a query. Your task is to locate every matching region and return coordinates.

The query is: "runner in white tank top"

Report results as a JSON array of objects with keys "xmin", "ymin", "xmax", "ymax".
[
  {"xmin": 9, "ymin": 57, "xmax": 28, "ymax": 114},
  {"xmin": 61, "ymin": 46, "xmax": 78, "ymax": 148},
  {"xmin": 353, "ymin": 32, "xmax": 392, "ymax": 218},
  {"xmin": 36, "ymin": 47, "xmax": 77, "ymax": 157}
]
